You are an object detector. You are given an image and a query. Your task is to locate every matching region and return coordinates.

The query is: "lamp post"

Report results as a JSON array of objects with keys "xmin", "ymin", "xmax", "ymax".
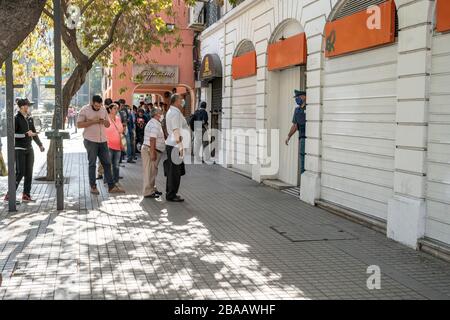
[
  {"xmin": 45, "ymin": 0, "xmax": 69, "ymax": 211},
  {"xmin": 5, "ymin": 54, "xmax": 16, "ymax": 212}
]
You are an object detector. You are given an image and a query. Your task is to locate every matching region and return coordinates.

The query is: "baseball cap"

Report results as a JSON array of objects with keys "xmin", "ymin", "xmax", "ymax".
[
  {"xmin": 293, "ymin": 90, "xmax": 306, "ymax": 97},
  {"xmin": 17, "ymin": 98, "xmax": 34, "ymax": 107}
]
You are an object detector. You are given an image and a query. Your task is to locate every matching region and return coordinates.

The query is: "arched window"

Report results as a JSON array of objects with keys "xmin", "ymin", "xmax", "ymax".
[{"xmin": 234, "ymin": 40, "xmax": 255, "ymax": 57}]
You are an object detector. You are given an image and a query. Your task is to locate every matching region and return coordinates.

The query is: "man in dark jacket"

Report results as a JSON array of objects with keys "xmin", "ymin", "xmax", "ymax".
[
  {"xmin": 191, "ymin": 101, "xmax": 209, "ymax": 163},
  {"xmin": 4, "ymin": 99, "xmax": 45, "ymax": 202}
]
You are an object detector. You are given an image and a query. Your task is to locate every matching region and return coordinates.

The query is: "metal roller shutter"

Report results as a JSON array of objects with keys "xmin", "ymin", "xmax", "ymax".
[
  {"xmin": 231, "ymin": 76, "xmax": 257, "ymax": 177},
  {"xmin": 425, "ymin": 31, "xmax": 450, "ymax": 245}
]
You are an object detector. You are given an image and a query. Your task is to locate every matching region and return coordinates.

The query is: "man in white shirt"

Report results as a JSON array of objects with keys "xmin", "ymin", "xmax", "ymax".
[
  {"xmin": 142, "ymin": 107, "xmax": 165, "ymax": 198},
  {"xmin": 165, "ymin": 94, "xmax": 186, "ymax": 202}
]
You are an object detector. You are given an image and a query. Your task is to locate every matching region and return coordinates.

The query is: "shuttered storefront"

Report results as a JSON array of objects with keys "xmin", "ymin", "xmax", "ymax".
[
  {"xmin": 321, "ymin": 0, "xmax": 397, "ymax": 220},
  {"xmin": 231, "ymin": 76, "xmax": 257, "ymax": 176},
  {"xmin": 425, "ymin": 31, "xmax": 450, "ymax": 245}
]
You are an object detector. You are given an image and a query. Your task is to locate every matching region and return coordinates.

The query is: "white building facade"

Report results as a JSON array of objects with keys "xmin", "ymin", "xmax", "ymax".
[{"xmin": 194, "ymin": 0, "xmax": 450, "ymax": 256}]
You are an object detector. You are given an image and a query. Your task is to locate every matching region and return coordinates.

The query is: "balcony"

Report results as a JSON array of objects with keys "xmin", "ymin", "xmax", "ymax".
[{"xmin": 188, "ymin": 1, "xmax": 207, "ymax": 32}]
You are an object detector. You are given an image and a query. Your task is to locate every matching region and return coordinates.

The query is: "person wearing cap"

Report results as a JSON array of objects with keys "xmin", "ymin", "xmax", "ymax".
[
  {"xmin": 4, "ymin": 99, "xmax": 45, "ymax": 202},
  {"xmin": 285, "ymin": 90, "xmax": 307, "ymax": 175}
]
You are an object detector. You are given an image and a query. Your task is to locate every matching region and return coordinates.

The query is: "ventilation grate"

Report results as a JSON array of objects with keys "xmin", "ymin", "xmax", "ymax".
[{"xmin": 271, "ymin": 224, "xmax": 358, "ymax": 242}]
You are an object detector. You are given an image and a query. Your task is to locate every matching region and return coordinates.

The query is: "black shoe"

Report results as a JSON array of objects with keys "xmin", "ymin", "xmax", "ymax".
[
  {"xmin": 119, "ymin": 176, "xmax": 124, "ymax": 179},
  {"xmin": 166, "ymin": 195, "xmax": 184, "ymax": 202},
  {"xmin": 155, "ymin": 190, "xmax": 163, "ymax": 196},
  {"xmin": 96, "ymin": 175, "xmax": 103, "ymax": 180},
  {"xmin": 144, "ymin": 193, "xmax": 160, "ymax": 199},
  {"xmin": 127, "ymin": 160, "xmax": 136, "ymax": 164}
]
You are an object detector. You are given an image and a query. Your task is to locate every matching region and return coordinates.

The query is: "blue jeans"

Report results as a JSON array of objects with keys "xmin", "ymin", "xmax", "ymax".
[
  {"xmin": 109, "ymin": 149, "xmax": 121, "ymax": 184},
  {"xmin": 83, "ymin": 139, "xmax": 114, "ymax": 189}
]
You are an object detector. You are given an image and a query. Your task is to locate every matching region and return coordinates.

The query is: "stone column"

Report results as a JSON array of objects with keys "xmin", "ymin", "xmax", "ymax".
[
  {"xmin": 387, "ymin": 0, "xmax": 432, "ymax": 249},
  {"xmin": 300, "ymin": 11, "xmax": 327, "ymax": 205}
]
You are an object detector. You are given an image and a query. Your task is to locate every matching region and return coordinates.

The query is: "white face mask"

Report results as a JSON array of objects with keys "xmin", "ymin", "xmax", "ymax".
[
  {"xmin": 159, "ymin": 115, "xmax": 164, "ymax": 122},
  {"xmin": 181, "ymin": 99, "xmax": 186, "ymax": 108}
]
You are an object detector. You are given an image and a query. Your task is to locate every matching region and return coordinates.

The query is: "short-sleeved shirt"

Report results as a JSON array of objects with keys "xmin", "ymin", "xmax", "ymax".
[
  {"xmin": 104, "ymin": 115, "xmax": 124, "ymax": 151},
  {"xmin": 292, "ymin": 106, "xmax": 306, "ymax": 139},
  {"xmin": 77, "ymin": 104, "xmax": 109, "ymax": 143},
  {"xmin": 144, "ymin": 118, "xmax": 165, "ymax": 152},
  {"xmin": 165, "ymin": 106, "xmax": 186, "ymax": 148}
]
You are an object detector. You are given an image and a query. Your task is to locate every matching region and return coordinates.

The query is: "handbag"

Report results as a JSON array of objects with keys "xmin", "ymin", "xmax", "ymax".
[{"xmin": 0, "ymin": 153, "xmax": 7, "ymax": 177}]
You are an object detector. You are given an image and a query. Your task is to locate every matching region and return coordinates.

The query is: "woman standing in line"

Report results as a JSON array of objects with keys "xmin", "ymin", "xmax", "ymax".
[{"xmin": 104, "ymin": 103, "xmax": 126, "ymax": 188}]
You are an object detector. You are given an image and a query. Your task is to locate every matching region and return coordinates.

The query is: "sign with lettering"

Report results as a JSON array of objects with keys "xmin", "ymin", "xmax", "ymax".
[
  {"xmin": 324, "ymin": 0, "xmax": 396, "ymax": 58},
  {"xmin": 132, "ymin": 64, "xmax": 179, "ymax": 84},
  {"xmin": 200, "ymin": 54, "xmax": 223, "ymax": 80}
]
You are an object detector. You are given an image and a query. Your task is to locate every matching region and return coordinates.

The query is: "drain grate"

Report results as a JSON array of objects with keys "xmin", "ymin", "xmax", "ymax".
[
  {"xmin": 271, "ymin": 223, "xmax": 358, "ymax": 242},
  {"xmin": 282, "ymin": 186, "xmax": 300, "ymax": 198}
]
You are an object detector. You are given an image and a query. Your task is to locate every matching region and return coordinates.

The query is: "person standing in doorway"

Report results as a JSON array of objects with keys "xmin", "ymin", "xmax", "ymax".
[
  {"xmin": 190, "ymin": 101, "xmax": 209, "ymax": 163},
  {"xmin": 165, "ymin": 94, "xmax": 187, "ymax": 202},
  {"xmin": 285, "ymin": 90, "xmax": 307, "ymax": 175},
  {"xmin": 142, "ymin": 107, "xmax": 165, "ymax": 198},
  {"xmin": 4, "ymin": 99, "xmax": 45, "ymax": 202},
  {"xmin": 77, "ymin": 95, "xmax": 125, "ymax": 195}
]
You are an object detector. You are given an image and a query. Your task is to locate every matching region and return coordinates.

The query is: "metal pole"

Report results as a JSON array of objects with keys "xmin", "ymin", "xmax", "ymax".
[
  {"xmin": 54, "ymin": 0, "xmax": 64, "ymax": 210},
  {"xmin": 5, "ymin": 54, "xmax": 16, "ymax": 212}
]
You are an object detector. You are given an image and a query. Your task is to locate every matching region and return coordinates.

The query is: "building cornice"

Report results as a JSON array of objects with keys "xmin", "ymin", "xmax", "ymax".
[{"xmin": 200, "ymin": 0, "xmax": 265, "ymax": 40}]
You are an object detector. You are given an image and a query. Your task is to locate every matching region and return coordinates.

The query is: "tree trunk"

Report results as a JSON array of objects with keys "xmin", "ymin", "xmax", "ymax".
[
  {"xmin": 0, "ymin": 0, "xmax": 46, "ymax": 65},
  {"xmin": 44, "ymin": 63, "xmax": 91, "ymax": 181}
]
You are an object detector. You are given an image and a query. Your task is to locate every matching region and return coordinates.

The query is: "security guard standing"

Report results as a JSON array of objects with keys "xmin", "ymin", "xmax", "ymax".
[{"xmin": 285, "ymin": 90, "xmax": 307, "ymax": 176}]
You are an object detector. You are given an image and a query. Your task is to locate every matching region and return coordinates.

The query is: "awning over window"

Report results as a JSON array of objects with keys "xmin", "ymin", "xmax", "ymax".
[
  {"xmin": 324, "ymin": 0, "xmax": 396, "ymax": 58},
  {"xmin": 200, "ymin": 54, "xmax": 223, "ymax": 81},
  {"xmin": 436, "ymin": 0, "xmax": 450, "ymax": 33},
  {"xmin": 232, "ymin": 51, "xmax": 257, "ymax": 80},
  {"xmin": 268, "ymin": 33, "xmax": 307, "ymax": 71}
]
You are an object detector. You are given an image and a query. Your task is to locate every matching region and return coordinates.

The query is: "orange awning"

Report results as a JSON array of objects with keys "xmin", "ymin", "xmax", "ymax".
[
  {"xmin": 268, "ymin": 33, "xmax": 307, "ymax": 71},
  {"xmin": 232, "ymin": 51, "xmax": 257, "ymax": 80},
  {"xmin": 324, "ymin": 0, "xmax": 396, "ymax": 58}
]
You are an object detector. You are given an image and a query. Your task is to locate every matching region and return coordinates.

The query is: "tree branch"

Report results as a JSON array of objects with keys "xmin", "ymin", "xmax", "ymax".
[
  {"xmin": 88, "ymin": 10, "xmax": 124, "ymax": 64},
  {"xmin": 81, "ymin": 0, "xmax": 95, "ymax": 16},
  {"xmin": 42, "ymin": 7, "xmax": 54, "ymax": 20}
]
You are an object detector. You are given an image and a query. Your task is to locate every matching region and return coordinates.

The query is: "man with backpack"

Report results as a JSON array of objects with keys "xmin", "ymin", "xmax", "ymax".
[{"xmin": 190, "ymin": 101, "xmax": 209, "ymax": 163}]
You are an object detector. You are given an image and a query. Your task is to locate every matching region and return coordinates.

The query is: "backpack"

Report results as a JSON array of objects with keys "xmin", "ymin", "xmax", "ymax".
[{"xmin": 188, "ymin": 112, "xmax": 197, "ymax": 131}]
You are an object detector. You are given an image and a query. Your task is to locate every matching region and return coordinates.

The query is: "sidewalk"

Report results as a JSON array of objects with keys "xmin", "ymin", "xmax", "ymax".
[{"xmin": 1, "ymin": 135, "xmax": 450, "ymax": 300}]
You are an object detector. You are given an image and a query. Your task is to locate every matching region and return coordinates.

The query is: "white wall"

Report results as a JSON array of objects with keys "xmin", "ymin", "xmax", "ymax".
[{"xmin": 199, "ymin": 0, "xmax": 450, "ymax": 249}]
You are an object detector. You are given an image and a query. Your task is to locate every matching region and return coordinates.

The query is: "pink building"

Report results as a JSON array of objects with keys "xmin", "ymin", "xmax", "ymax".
[{"xmin": 102, "ymin": 0, "xmax": 195, "ymax": 114}]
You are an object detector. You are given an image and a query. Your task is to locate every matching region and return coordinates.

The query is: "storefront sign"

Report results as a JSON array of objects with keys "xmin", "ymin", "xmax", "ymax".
[
  {"xmin": 200, "ymin": 54, "xmax": 223, "ymax": 80},
  {"xmin": 132, "ymin": 64, "xmax": 179, "ymax": 84},
  {"xmin": 436, "ymin": 0, "xmax": 450, "ymax": 32},
  {"xmin": 232, "ymin": 51, "xmax": 257, "ymax": 80},
  {"xmin": 268, "ymin": 33, "xmax": 307, "ymax": 71},
  {"xmin": 324, "ymin": 0, "xmax": 396, "ymax": 58}
]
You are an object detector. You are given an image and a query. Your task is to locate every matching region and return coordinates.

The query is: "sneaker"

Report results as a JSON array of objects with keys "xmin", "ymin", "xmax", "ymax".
[
  {"xmin": 144, "ymin": 193, "xmax": 159, "ymax": 199},
  {"xmin": 90, "ymin": 186, "xmax": 100, "ymax": 195},
  {"xmin": 108, "ymin": 185, "xmax": 125, "ymax": 194},
  {"xmin": 155, "ymin": 190, "xmax": 163, "ymax": 196},
  {"xmin": 22, "ymin": 194, "xmax": 33, "ymax": 202}
]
